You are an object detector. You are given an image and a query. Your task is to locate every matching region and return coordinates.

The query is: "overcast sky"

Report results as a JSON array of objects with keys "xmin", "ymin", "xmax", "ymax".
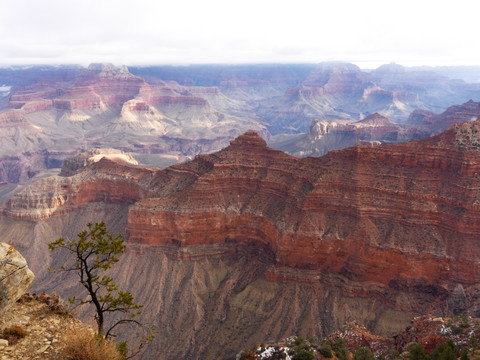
[{"xmin": 1, "ymin": 0, "xmax": 478, "ymax": 68}]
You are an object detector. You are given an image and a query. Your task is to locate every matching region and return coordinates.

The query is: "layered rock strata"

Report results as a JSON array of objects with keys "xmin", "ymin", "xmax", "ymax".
[
  {"xmin": 273, "ymin": 113, "xmax": 429, "ymax": 156},
  {"xmin": 3, "ymin": 124, "xmax": 480, "ymax": 358},
  {"xmin": 421, "ymin": 99, "xmax": 480, "ymax": 132},
  {"xmin": 0, "ymin": 63, "xmax": 266, "ymax": 182},
  {"xmin": 257, "ymin": 62, "xmax": 480, "ymax": 134}
]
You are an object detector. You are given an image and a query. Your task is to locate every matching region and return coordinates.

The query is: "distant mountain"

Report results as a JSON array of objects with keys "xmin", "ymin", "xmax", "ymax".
[
  {"xmin": 257, "ymin": 62, "xmax": 480, "ymax": 134},
  {"xmin": 0, "ymin": 63, "xmax": 267, "ymax": 182},
  {"xmin": 272, "ymin": 99, "xmax": 480, "ymax": 158},
  {"xmin": 1, "ymin": 62, "xmax": 480, "ymax": 183},
  {"xmin": 409, "ymin": 99, "xmax": 480, "ymax": 133},
  {"xmin": 270, "ymin": 112, "xmax": 429, "ymax": 157},
  {"xmin": 411, "ymin": 65, "xmax": 480, "ymax": 83}
]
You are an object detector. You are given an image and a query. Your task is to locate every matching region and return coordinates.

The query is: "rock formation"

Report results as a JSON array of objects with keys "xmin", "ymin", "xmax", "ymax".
[
  {"xmin": 0, "ymin": 63, "xmax": 267, "ymax": 183},
  {"xmin": 256, "ymin": 62, "xmax": 480, "ymax": 134},
  {"xmin": 0, "ymin": 243, "xmax": 34, "ymax": 315},
  {"xmin": 1, "ymin": 62, "xmax": 480, "ymax": 184},
  {"xmin": 420, "ymin": 99, "xmax": 480, "ymax": 133},
  {"xmin": 59, "ymin": 148, "xmax": 138, "ymax": 176},
  {"xmin": 3, "ymin": 121, "xmax": 480, "ymax": 358},
  {"xmin": 271, "ymin": 113, "xmax": 429, "ymax": 157},
  {"xmin": 242, "ymin": 314, "xmax": 480, "ymax": 359},
  {"xmin": 0, "ymin": 292, "xmax": 102, "ymax": 358}
]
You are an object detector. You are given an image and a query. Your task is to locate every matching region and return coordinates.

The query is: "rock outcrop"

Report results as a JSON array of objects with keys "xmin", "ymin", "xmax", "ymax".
[
  {"xmin": 271, "ymin": 113, "xmax": 429, "ymax": 157},
  {"xmin": 0, "ymin": 243, "xmax": 34, "ymax": 315},
  {"xmin": 59, "ymin": 148, "xmax": 138, "ymax": 176},
  {"xmin": 421, "ymin": 99, "xmax": 480, "ymax": 133},
  {"xmin": 4, "ymin": 123, "xmax": 480, "ymax": 358},
  {"xmin": 0, "ymin": 292, "xmax": 98, "ymax": 358},
  {"xmin": 242, "ymin": 314, "xmax": 480, "ymax": 359}
]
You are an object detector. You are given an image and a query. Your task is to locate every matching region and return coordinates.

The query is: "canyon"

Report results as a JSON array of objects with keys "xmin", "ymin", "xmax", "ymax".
[
  {"xmin": 2, "ymin": 116, "xmax": 480, "ymax": 358},
  {"xmin": 0, "ymin": 63, "xmax": 267, "ymax": 183},
  {"xmin": 2, "ymin": 63, "xmax": 480, "ymax": 185}
]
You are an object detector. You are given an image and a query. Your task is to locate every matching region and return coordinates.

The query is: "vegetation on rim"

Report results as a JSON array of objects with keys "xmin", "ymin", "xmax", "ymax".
[{"xmin": 48, "ymin": 221, "xmax": 155, "ymax": 358}]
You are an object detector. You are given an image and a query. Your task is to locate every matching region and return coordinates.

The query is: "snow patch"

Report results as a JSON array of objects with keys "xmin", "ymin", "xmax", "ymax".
[
  {"xmin": 259, "ymin": 346, "xmax": 291, "ymax": 360},
  {"xmin": 440, "ymin": 324, "xmax": 452, "ymax": 335}
]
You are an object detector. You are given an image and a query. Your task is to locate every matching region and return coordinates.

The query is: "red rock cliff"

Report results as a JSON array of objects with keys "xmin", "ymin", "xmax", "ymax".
[
  {"xmin": 5, "ymin": 126, "xmax": 480, "ymax": 359},
  {"xmin": 124, "ymin": 125, "xmax": 480, "ymax": 314}
]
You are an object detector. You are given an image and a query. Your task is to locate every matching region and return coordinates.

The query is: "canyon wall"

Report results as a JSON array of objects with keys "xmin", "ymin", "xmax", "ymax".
[{"xmin": 2, "ymin": 123, "xmax": 480, "ymax": 358}]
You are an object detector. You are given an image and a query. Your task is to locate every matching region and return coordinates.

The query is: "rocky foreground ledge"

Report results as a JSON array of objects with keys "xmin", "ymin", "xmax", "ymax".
[
  {"xmin": 0, "ymin": 243, "xmax": 34, "ymax": 315},
  {"xmin": 0, "ymin": 293, "xmax": 92, "ymax": 359}
]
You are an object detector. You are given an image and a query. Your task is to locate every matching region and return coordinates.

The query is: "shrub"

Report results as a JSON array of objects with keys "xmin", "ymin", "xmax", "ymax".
[
  {"xmin": 294, "ymin": 336, "xmax": 304, "ymax": 346},
  {"xmin": 452, "ymin": 325, "xmax": 463, "ymax": 335},
  {"xmin": 461, "ymin": 348, "xmax": 470, "ymax": 360},
  {"xmin": 407, "ymin": 343, "xmax": 428, "ymax": 360},
  {"xmin": 60, "ymin": 328, "xmax": 123, "ymax": 360},
  {"xmin": 319, "ymin": 342, "xmax": 333, "ymax": 357},
  {"xmin": 2, "ymin": 325, "xmax": 27, "ymax": 338},
  {"xmin": 354, "ymin": 347, "xmax": 374, "ymax": 360},
  {"xmin": 292, "ymin": 347, "xmax": 314, "ymax": 360},
  {"xmin": 332, "ymin": 338, "xmax": 348, "ymax": 360},
  {"xmin": 429, "ymin": 343, "xmax": 455, "ymax": 360},
  {"xmin": 2, "ymin": 325, "xmax": 27, "ymax": 345},
  {"xmin": 388, "ymin": 348, "xmax": 401, "ymax": 359}
]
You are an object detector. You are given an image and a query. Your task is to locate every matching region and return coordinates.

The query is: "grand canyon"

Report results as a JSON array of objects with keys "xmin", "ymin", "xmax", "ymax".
[
  {"xmin": 2, "ymin": 63, "xmax": 480, "ymax": 185},
  {"xmin": 2, "ymin": 63, "xmax": 480, "ymax": 359}
]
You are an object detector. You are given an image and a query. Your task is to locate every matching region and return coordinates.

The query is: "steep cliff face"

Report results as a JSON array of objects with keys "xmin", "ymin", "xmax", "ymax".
[
  {"xmin": 424, "ymin": 99, "xmax": 480, "ymax": 133},
  {"xmin": 271, "ymin": 113, "xmax": 429, "ymax": 157},
  {"xmin": 125, "ymin": 128, "xmax": 480, "ymax": 286},
  {"xmin": 0, "ymin": 110, "xmax": 55, "ymax": 182},
  {"xmin": 3, "ymin": 125, "xmax": 480, "ymax": 359}
]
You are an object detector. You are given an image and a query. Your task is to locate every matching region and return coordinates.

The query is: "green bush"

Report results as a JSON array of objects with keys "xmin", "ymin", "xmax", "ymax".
[
  {"xmin": 429, "ymin": 343, "xmax": 455, "ymax": 360},
  {"xmin": 292, "ymin": 348, "xmax": 314, "ymax": 360},
  {"xmin": 294, "ymin": 337, "xmax": 304, "ymax": 346},
  {"xmin": 407, "ymin": 343, "xmax": 427, "ymax": 360},
  {"xmin": 318, "ymin": 342, "xmax": 333, "ymax": 358},
  {"xmin": 332, "ymin": 338, "xmax": 348, "ymax": 360},
  {"xmin": 461, "ymin": 348, "xmax": 470, "ymax": 360},
  {"xmin": 388, "ymin": 348, "xmax": 401, "ymax": 359},
  {"xmin": 354, "ymin": 347, "xmax": 374, "ymax": 360}
]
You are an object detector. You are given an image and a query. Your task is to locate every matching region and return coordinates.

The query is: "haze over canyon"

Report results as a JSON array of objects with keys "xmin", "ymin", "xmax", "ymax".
[{"xmin": 2, "ymin": 63, "xmax": 480, "ymax": 359}]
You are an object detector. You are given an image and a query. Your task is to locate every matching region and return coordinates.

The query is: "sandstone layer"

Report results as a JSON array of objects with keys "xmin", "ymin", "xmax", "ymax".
[
  {"xmin": 2, "ymin": 62, "xmax": 480, "ymax": 184},
  {"xmin": 2, "ymin": 123, "xmax": 480, "ymax": 358},
  {"xmin": 271, "ymin": 113, "xmax": 429, "ymax": 157},
  {"xmin": 0, "ymin": 63, "xmax": 267, "ymax": 183}
]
